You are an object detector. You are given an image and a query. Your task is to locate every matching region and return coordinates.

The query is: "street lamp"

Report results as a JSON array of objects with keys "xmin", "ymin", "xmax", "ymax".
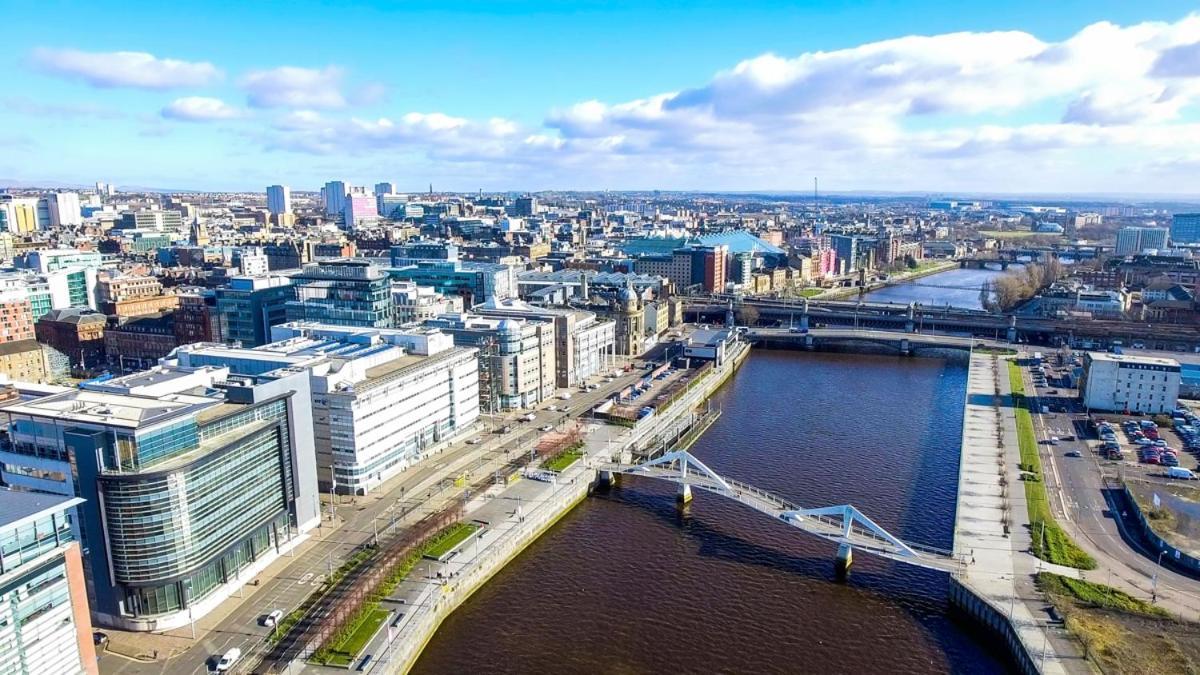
[{"xmin": 1153, "ymin": 549, "xmax": 1166, "ymax": 603}]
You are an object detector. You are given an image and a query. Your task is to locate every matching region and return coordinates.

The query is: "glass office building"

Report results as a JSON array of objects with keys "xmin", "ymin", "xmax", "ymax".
[
  {"xmin": 286, "ymin": 259, "xmax": 394, "ymax": 328},
  {"xmin": 0, "ymin": 366, "xmax": 319, "ymax": 631}
]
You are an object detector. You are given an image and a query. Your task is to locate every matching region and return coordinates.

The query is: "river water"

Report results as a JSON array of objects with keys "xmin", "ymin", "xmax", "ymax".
[
  {"xmin": 863, "ymin": 266, "xmax": 1015, "ymax": 310},
  {"xmin": 413, "ymin": 350, "xmax": 1013, "ymax": 674}
]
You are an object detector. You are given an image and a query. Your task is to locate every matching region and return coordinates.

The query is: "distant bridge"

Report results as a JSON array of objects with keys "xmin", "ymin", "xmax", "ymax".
[
  {"xmin": 744, "ymin": 328, "xmax": 991, "ymax": 354},
  {"xmin": 598, "ymin": 450, "xmax": 965, "ymax": 574}
]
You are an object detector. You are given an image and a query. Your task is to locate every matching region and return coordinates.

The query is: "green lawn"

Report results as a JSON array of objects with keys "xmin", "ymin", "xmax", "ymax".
[
  {"xmin": 422, "ymin": 522, "xmax": 480, "ymax": 560},
  {"xmin": 798, "ymin": 288, "xmax": 825, "ymax": 298},
  {"xmin": 1007, "ymin": 361, "xmax": 1097, "ymax": 570},
  {"xmin": 544, "ymin": 449, "xmax": 583, "ymax": 472},
  {"xmin": 313, "ymin": 607, "xmax": 390, "ymax": 667},
  {"xmin": 1037, "ymin": 573, "xmax": 1169, "ymax": 618}
]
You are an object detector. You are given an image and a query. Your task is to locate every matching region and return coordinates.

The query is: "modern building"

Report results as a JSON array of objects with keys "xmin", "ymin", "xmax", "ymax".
[
  {"xmin": 377, "ymin": 194, "xmax": 408, "ymax": 219},
  {"xmin": 374, "ymin": 182, "xmax": 396, "ymax": 197},
  {"xmin": 392, "ymin": 282, "xmax": 463, "ymax": 325},
  {"xmin": 43, "ymin": 192, "xmax": 82, "ymax": 227},
  {"xmin": 342, "ymin": 193, "xmax": 377, "ymax": 228},
  {"xmin": 173, "ymin": 321, "xmax": 480, "ymax": 495},
  {"xmin": 0, "ymin": 365, "xmax": 320, "ymax": 631},
  {"xmin": 424, "ymin": 313, "xmax": 555, "ymax": 411},
  {"xmin": 35, "ymin": 308, "xmax": 106, "ymax": 370},
  {"xmin": 473, "ymin": 297, "xmax": 615, "ymax": 387},
  {"xmin": 215, "ymin": 275, "xmax": 294, "ymax": 347},
  {"xmin": 388, "ymin": 260, "xmax": 516, "ymax": 305},
  {"xmin": 115, "ymin": 210, "xmax": 183, "ymax": 232},
  {"xmin": 1115, "ymin": 226, "xmax": 1170, "ymax": 255},
  {"xmin": 632, "ymin": 245, "xmax": 727, "ymax": 293},
  {"xmin": 1081, "ymin": 352, "xmax": 1181, "ymax": 414},
  {"xmin": 323, "ymin": 180, "xmax": 348, "ymax": 218},
  {"xmin": 0, "ymin": 196, "xmax": 40, "ymax": 234},
  {"xmin": 18, "ymin": 249, "xmax": 102, "ymax": 275},
  {"xmin": 287, "ymin": 259, "xmax": 393, "ymax": 328},
  {"xmin": 0, "ymin": 490, "xmax": 97, "ymax": 675},
  {"xmin": 1170, "ymin": 213, "xmax": 1200, "ymax": 245},
  {"xmin": 265, "ymin": 185, "xmax": 291, "ymax": 215}
]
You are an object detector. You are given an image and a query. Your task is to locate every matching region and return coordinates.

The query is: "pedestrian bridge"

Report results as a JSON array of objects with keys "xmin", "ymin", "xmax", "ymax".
[{"xmin": 598, "ymin": 450, "xmax": 965, "ymax": 574}]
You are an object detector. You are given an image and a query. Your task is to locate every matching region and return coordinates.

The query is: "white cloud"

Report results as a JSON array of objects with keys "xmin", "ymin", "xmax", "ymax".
[
  {"xmin": 161, "ymin": 97, "xmax": 242, "ymax": 122},
  {"xmin": 259, "ymin": 14, "xmax": 1200, "ymax": 192},
  {"xmin": 30, "ymin": 47, "xmax": 221, "ymax": 89},
  {"xmin": 240, "ymin": 66, "xmax": 347, "ymax": 109}
]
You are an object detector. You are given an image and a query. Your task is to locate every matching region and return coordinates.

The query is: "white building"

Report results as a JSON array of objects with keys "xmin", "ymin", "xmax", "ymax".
[
  {"xmin": 1081, "ymin": 352, "xmax": 1181, "ymax": 414},
  {"xmin": 423, "ymin": 312, "xmax": 555, "ymax": 411},
  {"xmin": 392, "ymin": 281, "xmax": 463, "ymax": 324},
  {"xmin": 169, "ymin": 322, "xmax": 481, "ymax": 495},
  {"xmin": 473, "ymin": 297, "xmax": 616, "ymax": 388},
  {"xmin": 43, "ymin": 192, "xmax": 82, "ymax": 227},
  {"xmin": 266, "ymin": 185, "xmax": 291, "ymax": 215}
]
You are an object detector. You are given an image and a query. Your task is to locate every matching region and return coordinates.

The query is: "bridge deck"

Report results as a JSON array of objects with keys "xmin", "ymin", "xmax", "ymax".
[{"xmin": 601, "ymin": 459, "xmax": 964, "ymax": 574}]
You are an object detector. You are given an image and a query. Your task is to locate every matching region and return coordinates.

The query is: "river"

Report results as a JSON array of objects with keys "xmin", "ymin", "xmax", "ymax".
[
  {"xmin": 863, "ymin": 265, "xmax": 1016, "ymax": 310},
  {"xmin": 412, "ymin": 350, "xmax": 1013, "ymax": 674}
]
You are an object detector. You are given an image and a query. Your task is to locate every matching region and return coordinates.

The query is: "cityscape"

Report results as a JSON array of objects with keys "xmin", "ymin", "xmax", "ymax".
[{"xmin": 7, "ymin": 3, "xmax": 1200, "ymax": 675}]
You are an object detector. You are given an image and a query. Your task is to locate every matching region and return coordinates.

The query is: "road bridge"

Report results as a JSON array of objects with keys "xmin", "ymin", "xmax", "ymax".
[
  {"xmin": 598, "ymin": 450, "xmax": 965, "ymax": 575},
  {"xmin": 745, "ymin": 327, "xmax": 990, "ymax": 354}
]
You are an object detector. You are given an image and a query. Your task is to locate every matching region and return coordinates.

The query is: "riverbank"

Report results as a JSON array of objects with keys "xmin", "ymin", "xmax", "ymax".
[
  {"xmin": 817, "ymin": 259, "xmax": 959, "ymax": 300},
  {"xmin": 373, "ymin": 342, "xmax": 751, "ymax": 673}
]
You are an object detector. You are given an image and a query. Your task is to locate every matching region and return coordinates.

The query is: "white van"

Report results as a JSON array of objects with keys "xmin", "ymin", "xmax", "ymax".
[
  {"xmin": 1168, "ymin": 467, "xmax": 1196, "ymax": 480},
  {"xmin": 216, "ymin": 648, "xmax": 241, "ymax": 671}
]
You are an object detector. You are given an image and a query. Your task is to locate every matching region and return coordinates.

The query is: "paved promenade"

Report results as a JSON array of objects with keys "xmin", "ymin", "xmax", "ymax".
[{"xmin": 954, "ymin": 352, "xmax": 1089, "ymax": 675}]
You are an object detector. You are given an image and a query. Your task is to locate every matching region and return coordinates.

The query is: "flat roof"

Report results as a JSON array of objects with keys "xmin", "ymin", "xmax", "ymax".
[
  {"xmin": 1088, "ymin": 352, "xmax": 1180, "ymax": 367},
  {"xmin": 4, "ymin": 388, "xmax": 217, "ymax": 429},
  {"xmin": 0, "ymin": 489, "xmax": 84, "ymax": 530}
]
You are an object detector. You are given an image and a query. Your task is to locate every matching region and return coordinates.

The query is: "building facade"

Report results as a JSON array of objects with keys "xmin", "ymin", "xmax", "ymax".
[
  {"xmin": 0, "ymin": 366, "xmax": 320, "ymax": 631},
  {"xmin": 473, "ymin": 298, "xmax": 615, "ymax": 387},
  {"xmin": 1170, "ymin": 213, "xmax": 1200, "ymax": 245},
  {"xmin": 35, "ymin": 309, "xmax": 106, "ymax": 371},
  {"xmin": 215, "ymin": 275, "xmax": 294, "ymax": 347},
  {"xmin": 1081, "ymin": 352, "xmax": 1181, "ymax": 414},
  {"xmin": 287, "ymin": 259, "xmax": 393, "ymax": 328},
  {"xmin": 0, "ymin": 490, "xmax": 97, "ymax": 675},
  {"xmin": 424, "ymin": 313, "xmax": 555, "ymax": 411}
]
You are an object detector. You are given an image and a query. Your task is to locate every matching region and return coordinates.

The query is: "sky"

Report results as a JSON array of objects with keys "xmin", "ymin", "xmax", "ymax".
[{"xmin": 5, "ymin": 1, "xmax": 1200, "ymax": 194}]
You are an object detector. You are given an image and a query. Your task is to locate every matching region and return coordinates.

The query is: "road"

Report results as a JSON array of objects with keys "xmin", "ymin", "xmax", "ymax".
[
  {"xmin": 99, "ymin": 357, "xmax": 661, "ymax": 675},
  {"xmin": 1018, "ymin": 353, "xmax": 1200, "ymax": 620}
]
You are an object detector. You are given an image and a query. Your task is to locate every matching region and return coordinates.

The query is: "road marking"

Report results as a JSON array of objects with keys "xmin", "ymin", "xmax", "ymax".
[
  {"xmin": 297, "ymin": 572, "xmax": 313, "ymax": 585},
  {"xmin": 312, "ymin": 574, "xmax": 325, "ymax": 586}
]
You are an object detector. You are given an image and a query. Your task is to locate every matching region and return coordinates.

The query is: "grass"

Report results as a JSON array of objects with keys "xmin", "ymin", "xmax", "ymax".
[
  {"xmin": 1008, "ymin": 361, "xmax": 1097, "ymax": 570},
  {"xmin": 422, "ymin": 522, "xmax": 480, "ymax": 560},
  {"xmin": 312, "ymin": 607, "xmax": 390, "ymax": 667},
  {"xmin": 1037, "ymin": 573, "xmax": 1169, "ymax": 618},
  {"xmin": 797, "ymin": 287, "xmax": 825, "ymax": 297},
  {"xmin": 1035, "ymin": 573, "xmax": 1200, "ymax": 674},
  {"xmin": 978, "ymin": 229, "xmax": 1048, "ymax": 239},
  {"xmin": 544, "ymin": 449, "xmax": 583, "ymax": 472},
  {"xmin": 268, "ymin": 545, "xmax": 377, "ymax": 646}
]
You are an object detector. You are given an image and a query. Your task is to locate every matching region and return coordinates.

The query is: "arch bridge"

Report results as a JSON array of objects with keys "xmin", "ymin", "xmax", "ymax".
[{"xmin": 598, "ymin": 450, "xmax": 964, "ymax": 574}]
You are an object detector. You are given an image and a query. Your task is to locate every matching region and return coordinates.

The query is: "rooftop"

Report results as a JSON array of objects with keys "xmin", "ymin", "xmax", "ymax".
[
  {"xmin": 0, "ymin": 489, "xmax": 84, "ymax": 530},
  {"xmin": 3, "ymin": 388, "xmax": 217, "ymax": 429},
  {"xmin": 1088, "ymin": 352, "xmax": 1181, "ymax": 368}
]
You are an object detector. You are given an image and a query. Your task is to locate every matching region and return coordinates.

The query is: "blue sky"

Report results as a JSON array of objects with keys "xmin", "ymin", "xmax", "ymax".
[{"xmin": 4, "ymin": 1, "xmax": 1200, "ymax": 193}]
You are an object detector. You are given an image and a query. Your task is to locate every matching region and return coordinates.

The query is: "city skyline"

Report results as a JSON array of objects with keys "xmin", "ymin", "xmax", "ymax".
[{"xmin": 5, "ymin": 2, "xmax": 1200, "ymax": 194}]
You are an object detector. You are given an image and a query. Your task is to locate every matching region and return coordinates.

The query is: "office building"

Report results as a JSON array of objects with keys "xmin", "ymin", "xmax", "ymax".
[
  {"xmin": 115, "ymin": 210, "xmax": 183, "ymax": 232},
  {"xmin": 265, "ymin": 185, "xmax": 291, "ymax": 215},
  {"xmin": 214, "ymin": 275, "xmax": 294, "ymax": 347},
  {"xmin": 390, "ymin": 241, "xmax": 459, "ymax": 267},
  {"xmin": 1081, "ymin": 352, "xmax": 1181, "ymax": 414},
  {"xmin": 0, "ymin": 490, "xmax": 97, "ymax": 675},
  {"xmin": 323, "ymin": 180, "xmax": 347, "ymax": 218},
  {"xmin": 474, "ymin": 297, "xmax": 615, "ymax": 387},
  {"xmin": 19, "ymin": 249, "xmax": 102, "ymax": 274},
  {"xmin": 377, "ymin": 194, "xmax": 408, "ymax": 219},
  {"xmin": 388, "ymin": 260, "xmax": 516, "ymax": 305},
  {"xmin": 287, "ymin": 259, "xmax": 393, "ymax": 328},
  {"xmin": 0, "ymin": 365, "xmax": 320, "ymax": 631},
  {"xmin": 424, "ymin": 313, "xmax": 555, "ymax": 410},
  {"xmin": 103, "ymin": 313, "xmax": 177, "ymax": 371},
  {"xmin": 514, "ymin": 196, "xmax": 538, "ymax": 217},
  {"xmin": 174, "ymin": 289, "xmax": 221, "ymax": 345},
  {"xmin": 1116, "ymin": 226, "xmax": 1170, "ymax": 255},
  {"xmin": 392, "ymin": 282, "xmax": 463, "ymax": 324},
  {"xmin": 174, "ymin": 321, "xmax": 480, "ymax": 495},
  {"xmin": 374, "ymin": 182, "xmax": 395, "ymax": 196},
  {"xmin": 632, "ymin": 245, "xmax": 727, "ymax": 293},
  {"xmin": 43, "ymin": 192, "xmax": 82, "ymax": 227},
  {"xmin": 1171, "ymin": 213, "xmax": 1200, "ymax": 245},
  {"xmin": 342, "ymin": 193, "xmax": 376, "ymax": 228},
  {"xmin": 97, "ymin": 275, "xmax": 178, "ymax": 318},
  {"xmin": 0, "ymin": 196, "xmax": 40, "ymax": 234}
]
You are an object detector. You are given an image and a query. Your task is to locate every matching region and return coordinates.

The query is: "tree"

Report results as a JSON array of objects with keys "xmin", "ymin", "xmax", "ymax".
[
  {"xmin": 993, "ymin": 275, "xmax": 1030, "ymax": 311},
  {"xmin": 905, "ymin": 255, "xmax": 919, "ymax": 270},
  {"xmin": 740, "ymin": 305, "xmax": 759, "ymax": 327}
]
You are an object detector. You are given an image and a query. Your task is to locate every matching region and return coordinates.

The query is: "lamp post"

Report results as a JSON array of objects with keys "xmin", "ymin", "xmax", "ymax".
[{"xmin": 1153, "ymin": 549, "xmax": 1166, "ymax": 603}]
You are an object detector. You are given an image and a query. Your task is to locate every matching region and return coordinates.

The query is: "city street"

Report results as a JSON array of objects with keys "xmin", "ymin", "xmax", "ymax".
[{"xmin": 1019, "ymin": 354, "xmax": 1200, "ymax": 620}]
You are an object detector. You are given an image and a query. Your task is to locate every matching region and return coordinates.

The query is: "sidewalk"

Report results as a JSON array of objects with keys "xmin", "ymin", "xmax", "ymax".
[{"xmin": 954, "ymin": 353, "xmax": 1089, "ymax": 675}]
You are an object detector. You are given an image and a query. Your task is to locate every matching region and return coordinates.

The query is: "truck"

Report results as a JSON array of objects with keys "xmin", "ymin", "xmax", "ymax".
[{"xmin": 1168, "ymin": 466, "xmax": 1196, "ymax": 480}]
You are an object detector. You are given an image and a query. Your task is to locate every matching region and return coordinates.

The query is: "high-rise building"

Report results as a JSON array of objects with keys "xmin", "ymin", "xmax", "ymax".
[
  {"xmin": 173, "ymin": 321, "xmax": 481, "ymax": 495},
  {"xmin": 286, "ymin": 259, "xmax": 394, "ymax": 328},
  {"xmin": 0, "ymin": 365, "xmax": 320, "ymax": 631},
  {"xmin": 215, "ymin": 274, "xmax": 294, "ymax": 347},
  {"xmin": 1115, "ymin": 226, "xmax": 1170, "ymax": 255},
  {"xmin": 0, "ymin": 196, "xmax": 40, "ymax": 234},
  {"xmin": 266, "ymin": 185, "xmax": 291, "ymax": 215},
  {"xmin": 0, "ymin": 489, "xmax": 97, "ymax": 675},
  {"xmin": 514, "ymin": 196, "xmax": 538, "ymax": 217},
  {"xmin": 377, "ymin": 193, "xmax": 408, "ymax": 218},
  {"xmin": 342, "ymin": 193, "xmax": 376, "ymax": 227},
  {"xmin": 1170, "ymin": 213, "xmax": 1200, "ymax": 245},
  {"xmin": 43, "ymin": 192, "xmax": 82, "ymax": 227},
  {"xmin": 19, "ymin": 249, "xmax": 102, "ymax": 274},
  {"xmin": 323, "ymin": 180, "xmax": 348, "ymax": 217},
  {"xmin": 374, "ymin": 182, "xmax": 396, "ymax": 196},
  {"xmin": 115, "ymin": 210, "xmax": 183, "ymax": 232}
]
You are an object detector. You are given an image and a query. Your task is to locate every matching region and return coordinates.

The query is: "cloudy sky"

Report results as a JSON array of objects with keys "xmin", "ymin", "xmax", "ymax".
[{"xmin": 5, "ymin": 1, "xmax": 1200, "ymax": 194}]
